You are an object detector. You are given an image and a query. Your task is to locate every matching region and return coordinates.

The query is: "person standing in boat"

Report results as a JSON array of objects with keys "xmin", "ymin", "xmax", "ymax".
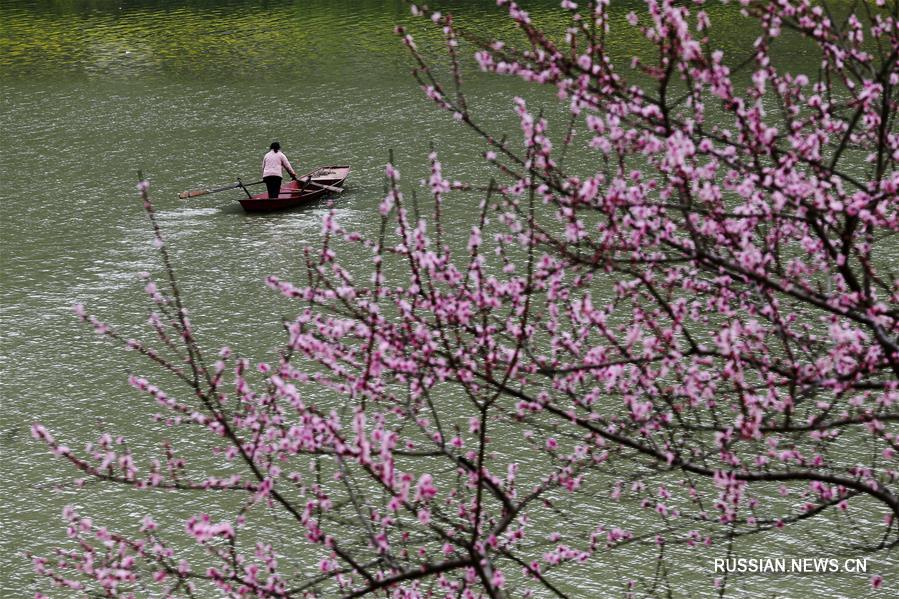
[{"xmin": 261, "ymin": 141, "xmax": 298, "ymax": 199}]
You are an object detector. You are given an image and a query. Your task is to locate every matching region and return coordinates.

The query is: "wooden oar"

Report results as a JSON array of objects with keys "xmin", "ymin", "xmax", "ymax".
[
  {"xmin": 282, "ymin": 180, "xmax": 344, "ymax": 196},
  {"xmin": 305, "ymin": 180, "xmax": 344, "ymax": 193},
  {"xmin": 294, "ymin": 168, "xmax": 323, "ymax": 192},
  {"xmin": 178, "ymin": 179, "xmax": 263, "ymax": 200}
]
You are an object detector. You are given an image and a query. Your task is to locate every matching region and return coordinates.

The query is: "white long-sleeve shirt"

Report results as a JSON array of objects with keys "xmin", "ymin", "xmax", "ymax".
[{"xmin": 262, "ymin": 150, "xmax": 296, "ymax": 178}]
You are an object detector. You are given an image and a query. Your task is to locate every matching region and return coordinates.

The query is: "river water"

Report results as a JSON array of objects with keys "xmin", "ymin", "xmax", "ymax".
[{"xmin": 1, "ymin": 1, "xmax": 894, "ymax": 597}]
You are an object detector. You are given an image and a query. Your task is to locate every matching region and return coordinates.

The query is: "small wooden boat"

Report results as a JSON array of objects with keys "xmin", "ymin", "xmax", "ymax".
[{"xmin": 238, "ymin": 165, "xmax": 350, "ymax": 213}]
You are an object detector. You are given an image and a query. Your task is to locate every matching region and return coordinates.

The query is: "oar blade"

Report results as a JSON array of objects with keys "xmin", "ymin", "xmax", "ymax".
[
  {"xmin": 178, "ymin": 189, "xmax": 210, "ymax": 200},
  {"xmin": 178, "ymin": 181, "xmax": 243, "ymax": 200}
]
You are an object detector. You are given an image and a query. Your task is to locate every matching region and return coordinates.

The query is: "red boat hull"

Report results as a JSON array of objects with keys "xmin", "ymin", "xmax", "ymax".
[{"xmin": 238, "ymin": 165, "xmax": 350, "ymax": 212}]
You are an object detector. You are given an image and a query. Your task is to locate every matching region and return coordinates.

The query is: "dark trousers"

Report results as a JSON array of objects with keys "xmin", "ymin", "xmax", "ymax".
[{"xmin": 264, "ymin": 176, "xmax": 282, "ymax": 199}]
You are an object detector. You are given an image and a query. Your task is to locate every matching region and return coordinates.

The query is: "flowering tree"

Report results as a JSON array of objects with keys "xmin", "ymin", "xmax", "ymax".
[{"xmin": 31, "ymin": 1, "xmax": 898, "ymax": 597}]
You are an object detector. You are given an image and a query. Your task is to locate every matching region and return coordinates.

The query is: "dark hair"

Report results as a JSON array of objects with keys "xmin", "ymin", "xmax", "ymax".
[{"xmin": 270, "ymin": 141, "xmax": 281, "ymax": 152}]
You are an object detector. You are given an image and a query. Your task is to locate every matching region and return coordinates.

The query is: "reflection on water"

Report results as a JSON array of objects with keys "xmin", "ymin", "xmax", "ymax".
[
  {"xmin": 1, "ymin": 1, "xmax": 892, "ymax": 597},
  {"xmin": 0, "ymin": 0, "xmax": 798, "ymax": 82},
  {"xmin": 1, "ymin": 0, "xmax": 552, "ymax": 84},
  {"xmin": 1, "ymin": 0, "xmax": 399, "ymax": 80}
]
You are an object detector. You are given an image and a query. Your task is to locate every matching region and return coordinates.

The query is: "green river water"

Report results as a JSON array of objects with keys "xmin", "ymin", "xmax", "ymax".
[{"xmin": 1, "ymin": 1, "xmax": 894, "ymax": 597}]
